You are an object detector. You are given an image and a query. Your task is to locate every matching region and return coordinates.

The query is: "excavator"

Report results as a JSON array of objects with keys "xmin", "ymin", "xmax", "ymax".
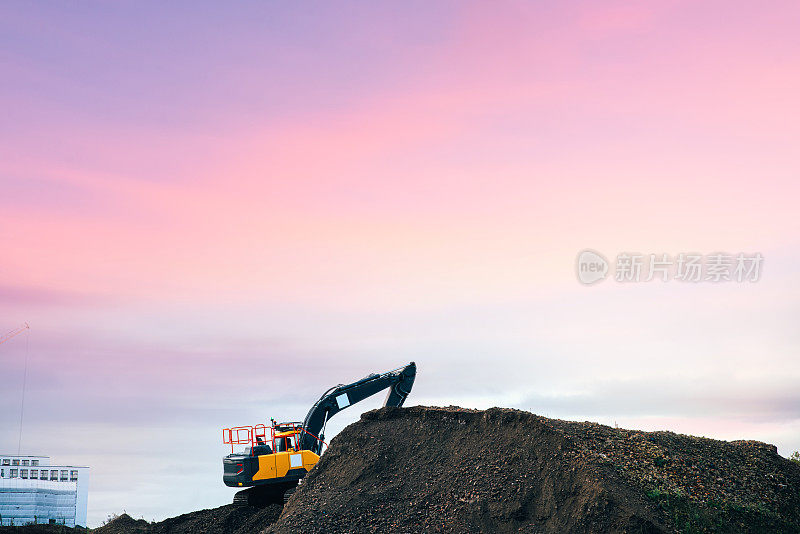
[{"xmin": 222, "ymin": 361, "xmax": 416, "ymax": 505}]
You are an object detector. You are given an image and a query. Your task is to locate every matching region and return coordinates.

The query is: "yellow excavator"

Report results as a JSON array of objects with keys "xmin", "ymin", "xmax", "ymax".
[{"xmin": 222, "ymin": 362, "xmax": 416, "ymax": 505}]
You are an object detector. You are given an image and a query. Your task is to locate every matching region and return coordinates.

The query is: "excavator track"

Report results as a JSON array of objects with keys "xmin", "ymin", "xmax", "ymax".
[{"xmin": 233, "ymin": 481, "xmax": 298, "ymax": 507}]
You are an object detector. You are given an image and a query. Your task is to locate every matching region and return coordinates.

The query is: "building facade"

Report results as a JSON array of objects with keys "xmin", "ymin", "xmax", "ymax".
[{"xmin": 0, "ymin": 455, "xmax": 89, "ymax": 527}]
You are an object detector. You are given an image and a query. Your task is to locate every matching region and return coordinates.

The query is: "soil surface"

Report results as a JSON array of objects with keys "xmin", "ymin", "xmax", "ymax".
[
  {"xmin": 3, "ymin": 406, "xmax": 798, "ymax": 533},
  {"xmin": 90, "ymin": 504, "xmax": 281, "ymax": 534},
  {"xmin": 0, "ymin": 505, "xmax": 281, "ymax": 534},
  {"xmin": 269, "ymin": 406, "xmax": 800, "ymax": 533}
]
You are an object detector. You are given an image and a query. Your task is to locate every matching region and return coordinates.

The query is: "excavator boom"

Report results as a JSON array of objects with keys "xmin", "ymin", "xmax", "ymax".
[{"xmin": 299, "ymin": 361, "xmax": 416, "ymax": 454}]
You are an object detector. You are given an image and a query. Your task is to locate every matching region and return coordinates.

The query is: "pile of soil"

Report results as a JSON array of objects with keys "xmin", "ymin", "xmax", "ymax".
[
  {"xmin": 4, "ymin": 406, "xmax": 798, "ymax": 533},
  {"xmin": 88, "ymin": 504, "xmax": 281, "ymax": 534},
  {"xmin": 270, "ymin": 406, "xmax": 800, "ymax": 533}
]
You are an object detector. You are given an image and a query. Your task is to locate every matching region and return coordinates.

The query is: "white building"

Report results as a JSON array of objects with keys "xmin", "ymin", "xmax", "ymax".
[{"xmin": 0, "ymin": 455, "xmax": 89, "ymax": 527}]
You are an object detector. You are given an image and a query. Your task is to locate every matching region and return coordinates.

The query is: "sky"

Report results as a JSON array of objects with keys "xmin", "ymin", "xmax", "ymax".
[{"xmin": 1, "ymin": 0, "xmax": 799, "ymax": 527}]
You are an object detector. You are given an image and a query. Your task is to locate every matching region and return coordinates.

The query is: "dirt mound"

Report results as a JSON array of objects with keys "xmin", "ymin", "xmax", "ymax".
[
  {"xmin": 150, "ymin": 504, "xmax": 281, "ymax": 534},
  {"xmin": 268, "ymin": 406, "xmax": 800, "ymax": 533},
  {"xmin": 5, "ymin": 406, "xmax": 798, "ymax": 533},
  {"xmin": 90, "ymin": 505, "xmax": 281, "ymax": 534},
  {"xmin": 92, "ymin": 514, "xmax": 148, "ymax": 533}
]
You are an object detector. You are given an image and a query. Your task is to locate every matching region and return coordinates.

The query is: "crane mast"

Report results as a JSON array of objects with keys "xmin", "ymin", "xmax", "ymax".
[{"xmin": 0, "ymin": 323, "xmax": 30, "ymax": 346}]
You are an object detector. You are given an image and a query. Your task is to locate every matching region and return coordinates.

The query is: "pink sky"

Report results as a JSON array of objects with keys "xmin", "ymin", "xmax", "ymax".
[{"xmin": 1, "ymin": 0, "xmax": 799, "ymax": 526}]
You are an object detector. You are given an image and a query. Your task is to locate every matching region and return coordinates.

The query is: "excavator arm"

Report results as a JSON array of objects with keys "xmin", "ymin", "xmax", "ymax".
[{"xmin": 299, "ymin": 361, "xmax": 416, "ymax": 454}]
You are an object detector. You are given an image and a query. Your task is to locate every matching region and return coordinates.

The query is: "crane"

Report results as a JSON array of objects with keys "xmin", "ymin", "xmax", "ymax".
[
  {"xmin": 1, "ymin": 323, "xmax": 31, "ymax": 455},
  {"xmin": 0, "ymin": 323, "xmax": 30, "ymax": 346}
]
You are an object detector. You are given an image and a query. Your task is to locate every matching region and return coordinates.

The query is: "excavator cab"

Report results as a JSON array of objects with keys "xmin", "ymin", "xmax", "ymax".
[
  {"xmin": 222, "ymin": 361, "xmax": 416, "ymax": 506},
  {"xmin": 274, "ymin": 430, "xmax": 297, "ymax": 452}
]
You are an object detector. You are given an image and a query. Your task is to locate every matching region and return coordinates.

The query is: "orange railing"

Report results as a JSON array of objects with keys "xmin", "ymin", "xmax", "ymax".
[
  {"xmin": 222, "ymin": 421, "xmax": 327, "ymax": 454},
  {"xmin": 222, "ymin": 426, "xmax": 253, "ymax": 453}
]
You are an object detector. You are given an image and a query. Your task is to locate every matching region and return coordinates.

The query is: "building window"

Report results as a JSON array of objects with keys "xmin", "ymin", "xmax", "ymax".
[
  {"xmin": 40, "ymin": 470, "xmax": 48, "ymax": 480},
  {"xmin": 1, "ymin": 468, "xmax": 4, "ymax": 477},
  {"xmin": 60, "ymin": 470, "xmax": 68, "ymax": 481},
  {"xmin": 10, "ymin": 469, "xmax": 18, "ymax": 478},
  {"xmin": 22, "ymin": 459, "xmax": 30, "ymax": 466},
  {"xmin": 50, "ymin": 470, "xmax": 58, "ymax": 480},
  {"xmin": 12, "ymin": 459, "xmax": 20, "ymax": 466},
  {"xmin": 31, "ymin": 469, "xmax": 38, "ymax": 478},
  {"xmin": 21, "ymin": 469, "xmax": 28, "ymax": 479},
  {"xmin": 31, "ymin": 459, "xmax": 39, "ymax": 466},
  {"xmin": 70, "ymin": 470, "xmax": 78, "ymax": 481},
  {"xmin": 2, "ymin": 458, "xmax": 9, "ymax": 465}
]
